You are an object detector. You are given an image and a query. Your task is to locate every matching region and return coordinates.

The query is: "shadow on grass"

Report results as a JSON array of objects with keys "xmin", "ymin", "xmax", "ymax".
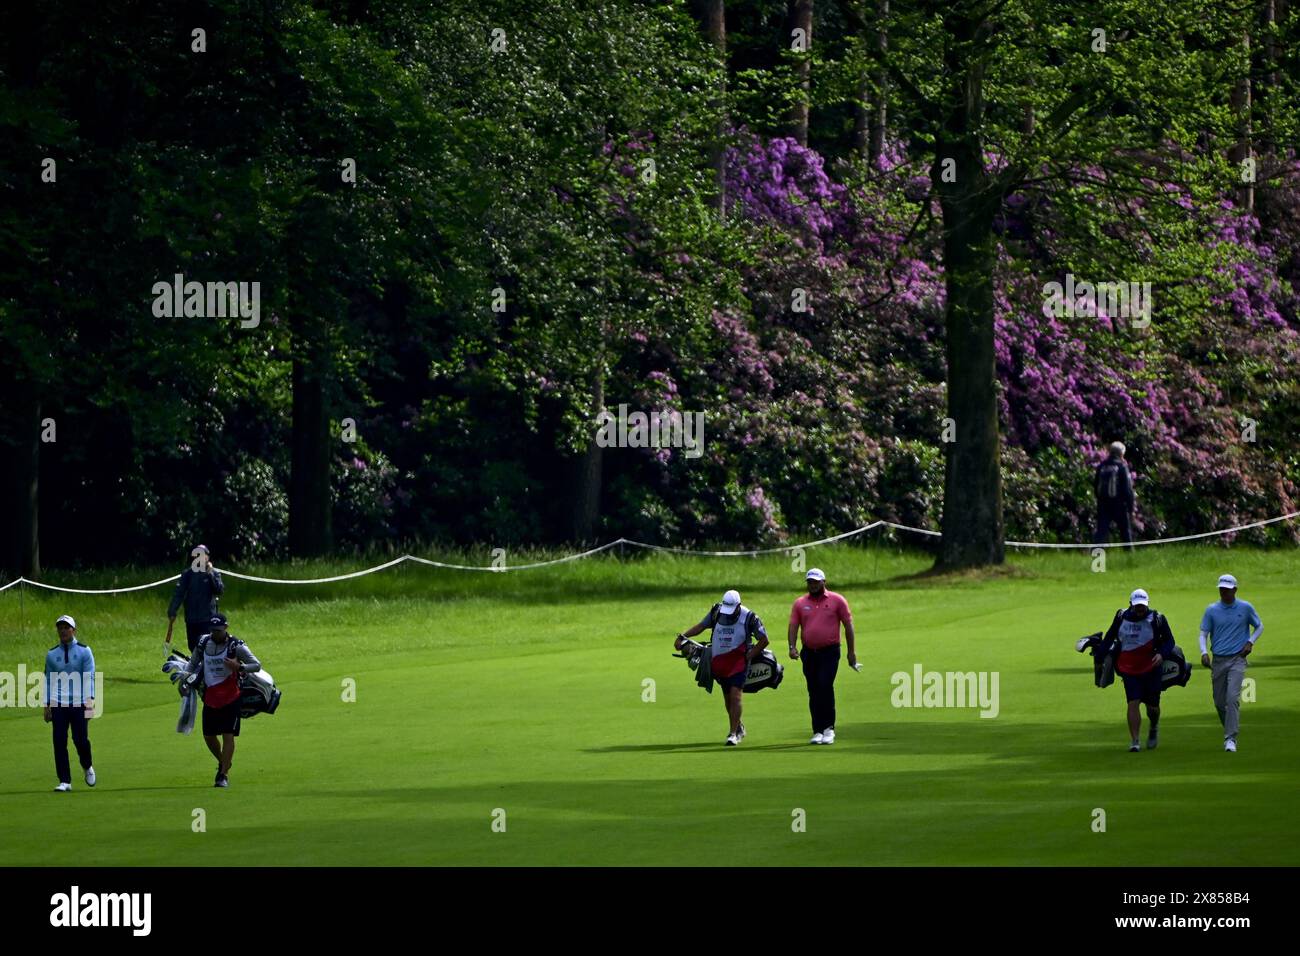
[
  {"xmin": 884, "ymin": 563, "xmax": 1039, "ymax": 587},
  {"xmin": 577, "ymin": 709, "xmax": 1299, "ymax": 770},
  {"xmin": 581, "ymin": 741, "xmax": 813, "ymax": 754},
  {"xmin": 0, "ymin": 785, "xmax": 197, "ymax": 796},
  {"xmin": 1240, "ymin": 654, "xmax": 1300, "ymax": 668}
]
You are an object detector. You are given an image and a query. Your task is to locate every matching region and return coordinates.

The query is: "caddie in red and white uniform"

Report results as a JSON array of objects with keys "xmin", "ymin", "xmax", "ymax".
[
  {"xmin": 676, "ymin": 589, "xmax": 769, "ymax": 746},
  {"xmin": 183, "ymin": 613, "xmax": 261, "ymax": 788}
]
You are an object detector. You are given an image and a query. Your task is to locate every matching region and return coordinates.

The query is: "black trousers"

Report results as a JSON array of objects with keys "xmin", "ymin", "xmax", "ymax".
[
  {"xmin": 185, "ymin": 620, "xmax": 208, "ymax": 653},
  {"xmin": 801, "ymin": 644, "xmax": 840, "ymax": 733},
  {"xmin": 52, "ymin": 706, "xmax": 93, "ymax": 784},
  {"xmin": 1094, "ymin": 502, "xmax": 1133, "ymax": 547}
]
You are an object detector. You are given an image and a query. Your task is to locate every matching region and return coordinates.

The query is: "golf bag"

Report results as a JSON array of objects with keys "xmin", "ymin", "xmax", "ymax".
[
  {"xmin": 162, "ymin": 645, "xmax": 282, "ymax": 722},
  {"xmin": 674, "ymin": 637, "xmax": 784, "ymax": 693},
  {"xmin": 1160, "ymin": 645, "xmax": 1193, "ymax": 688},
  {"xmin": 1075, "ymin": 632, "xmax": 1192, "ymax": 690},
  {"xmin": 1075, "ymin": 632, "xmax": 1118, "ymax": 688}
]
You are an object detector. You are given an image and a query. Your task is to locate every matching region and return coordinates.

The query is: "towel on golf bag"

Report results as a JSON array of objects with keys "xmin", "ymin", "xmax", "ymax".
[
  {"xmin": 162, "ymin": 650, "xmax": 282, "ymax": 719},
  {"xmin": 177, "ymin": 687, "xmax": 198, "ymax": 734},
  {"xmin": 674, "ymin": 638, "xmax": 715, "ymax": 692},
  {"xmin": 1075, "ymin": 632, "xmax": 1119, "ymax": 687},
  {"xmin": 674, "ymin": 638, "xmax": 783, "ymax": 694}
]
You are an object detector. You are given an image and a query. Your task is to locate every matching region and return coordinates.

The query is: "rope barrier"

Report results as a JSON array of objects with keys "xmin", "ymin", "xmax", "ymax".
[{"xmin": 1, "ymin": 512, "xmax": 1294, "ymax": 593}]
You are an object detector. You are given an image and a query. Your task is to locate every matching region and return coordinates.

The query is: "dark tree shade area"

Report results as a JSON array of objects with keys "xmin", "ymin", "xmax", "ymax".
[{"xmin": 3, "ymin": 0, "xmax": 1298, "ymax": 574}]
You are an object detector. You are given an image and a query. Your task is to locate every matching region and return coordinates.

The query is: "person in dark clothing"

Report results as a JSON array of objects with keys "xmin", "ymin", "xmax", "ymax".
[
  {"xmin": 1094, "ymin": 442, "xmax": 1135, "ymax": 549},
  {"xmin": 166, "ymin": 544, "xmax": 225, "ymax": 652},
  {"xmin": 1104, "ymin": 588, "xmax": 1175, "ymax": 752}
]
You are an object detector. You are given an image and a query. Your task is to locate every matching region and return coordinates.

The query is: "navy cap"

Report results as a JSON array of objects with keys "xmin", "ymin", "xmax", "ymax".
[{"xmin": 209, "ymin": 613, "xmax": 228, "ymax": 628}]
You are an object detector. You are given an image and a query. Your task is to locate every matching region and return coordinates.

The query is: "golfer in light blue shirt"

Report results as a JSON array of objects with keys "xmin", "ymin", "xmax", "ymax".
[{"xmin": 1199, "ymin": 574, "xmax": 1262, "ymax": 752}]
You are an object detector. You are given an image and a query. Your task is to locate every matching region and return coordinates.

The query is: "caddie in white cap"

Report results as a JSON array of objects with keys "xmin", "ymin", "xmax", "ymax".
[
  {"xmin": 1199, "ymin": 573, "xmax": 1262, "ymax": 752},
  {"xmin": 788, "ymin": 568, "xmax": 856, "ymax": 745},
  {"xmin": 675, "ymin": 589, "xmax": 770, "ymax": 746},
  {"xmin": 1102, "ymin": 587, "xmax": 1176, "ymax": 752}
]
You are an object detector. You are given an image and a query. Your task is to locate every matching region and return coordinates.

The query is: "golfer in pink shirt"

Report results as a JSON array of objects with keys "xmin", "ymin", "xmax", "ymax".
[{"xmin": 788, "ymin": 568, "xmax": 856, "ymax": 744}]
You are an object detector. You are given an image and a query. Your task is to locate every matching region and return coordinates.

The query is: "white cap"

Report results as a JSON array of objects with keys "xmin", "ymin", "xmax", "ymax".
[
  {"xmin": 1129, "ymin": 589, "xmax": 1149, "ymax": 606},
  {"xmin": 806, "ymin": 568, "xmax": 826, "ymax": 582},
  {"xmin": 719, "ymin": 589, "xmax": 741, "ymax": 613},
  {"xmin": 1217, "ymin": 574, "xmax": 1237, "ymax": 589},
  {"xmin": 55, "ymin": 614, "xmax": 76, "ymax": 629}
]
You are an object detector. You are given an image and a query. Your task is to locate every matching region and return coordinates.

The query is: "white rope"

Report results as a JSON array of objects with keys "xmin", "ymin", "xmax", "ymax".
[
  {"xmin": 879, "ymin": 512, "xmax": 1300, "ymax": 548},
  {"xmin": 405, "ymin": 539, "xmax": 625, "ymax": 571},
  {"xmin": 621, "ymin": 522, "xmax": 883, "ymax": 555},
  {"xmin": 218, "ymin": 556, "xmax": 410, "ymax": 584},
  {"xmin": 10, "ymin": 574, "xmax": 182, "ymax": 594},
  {"xmin": 0, "ymin": 512, "xmax": 1293, "ymax": 594}
]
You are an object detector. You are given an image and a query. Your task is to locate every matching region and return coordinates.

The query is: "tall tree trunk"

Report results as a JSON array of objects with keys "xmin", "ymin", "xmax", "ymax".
[
  {"xmin": 868, "ymin": 0, "xmax": 888, "ymax": 165},
  {"xmin": 289, "ymin": 349, "xmax": 333, "ymax": 556},
  {"xmin": 787, "ymin": 0, "xmax": 813, "ymax": 145},
  {"xmin": 1257, "ymin": 0, "xmax": 1277, "ymax": 155},
  {"xmin": 7, "ymin": 396, "xmax": 41, "ymax": 578},
  {"xmin": 694, "ymin": 0, "xmax": 728, "ymax": 217},
  {"xmin": 1228, "ymin": 29, "xmax": 1253, "ymax": 210},
  {"xmin": 937, "ymin": 196, "xmax": 1003, "ymax": 569},
  {"xmin": 845, "ymin": 1, "xmax": 870, "ymax": 158},
  {"xmin": 933, "ymin": 8, "xmax": 1004, "ymax": 570},
  {"xmin": 571, "ymin": 373, "xmax": 604, "ymax": 541}
]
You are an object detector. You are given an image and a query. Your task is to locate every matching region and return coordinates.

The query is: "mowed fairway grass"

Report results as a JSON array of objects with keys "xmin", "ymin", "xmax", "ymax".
[{"xmin": 1, "ymin": 542, "xmax": 1297, "ymax": 866}]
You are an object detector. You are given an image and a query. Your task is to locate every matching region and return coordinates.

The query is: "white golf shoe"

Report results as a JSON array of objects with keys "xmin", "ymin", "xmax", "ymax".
[
  {"xmin": 54, "ymin": 782, "xmax": 72, "ymax": 792},
  {"xmin": 85, "ymin": 767, "xmax": 96, "ymax": 787},
  {"xmin": 1225, "ymin": 739, "xmax": 1237, "ymax": 752},
  {"xmin": 810, "ymin": 732, "xmax": 824, "ymax": 745},
  {"xmin": 822, "ymin": 728, "xmax": 836, "ymax": 745}
]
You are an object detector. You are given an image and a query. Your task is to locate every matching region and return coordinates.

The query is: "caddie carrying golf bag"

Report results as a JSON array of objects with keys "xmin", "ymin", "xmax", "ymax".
[
  {"xmin": 1075, "ymin": 630, "xmax": 1192, "ymax": 690},
  {"xmin": 162, "ymin": 640, "xmax": 281, "ymax": 730},
  {"xmin": 674, "ymin": 637, "xmax": 784, "ymax": 693}
]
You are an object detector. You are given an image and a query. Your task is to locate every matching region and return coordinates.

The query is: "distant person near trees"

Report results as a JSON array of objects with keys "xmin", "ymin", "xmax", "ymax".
[
  {"xmin": 1094, "ymin": 442, "xmax": 1135, "ymax": 550},
  {"xmin": 167, "ymin": 544, "xmax": 225, "ymax": 653}
]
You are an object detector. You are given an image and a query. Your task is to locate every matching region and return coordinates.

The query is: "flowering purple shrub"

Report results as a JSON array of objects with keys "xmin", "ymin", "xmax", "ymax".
[{"xmin": 602, "ymin": 132, "xmax": 1299, "ymax": 544}]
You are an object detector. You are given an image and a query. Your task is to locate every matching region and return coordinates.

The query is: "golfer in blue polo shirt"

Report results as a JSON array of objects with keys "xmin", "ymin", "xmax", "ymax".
[
  {"xmin": 43, "ymin": 615, "xmax": 97, "ymax": 791},
  {"xmin": 1199, "ymin": 574, "xmax": 1262, "ymax": 752}
]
